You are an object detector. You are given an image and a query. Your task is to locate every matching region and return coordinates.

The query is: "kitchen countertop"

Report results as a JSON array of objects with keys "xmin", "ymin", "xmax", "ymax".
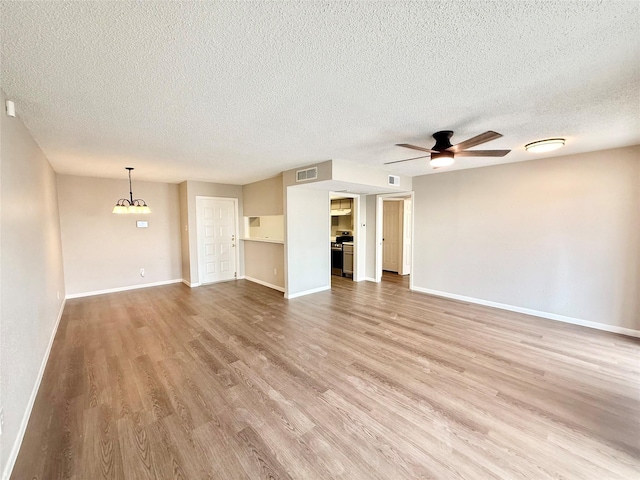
[{"xmin": 241, "ymin": 238, "xmax": 284, "ymax": 244}]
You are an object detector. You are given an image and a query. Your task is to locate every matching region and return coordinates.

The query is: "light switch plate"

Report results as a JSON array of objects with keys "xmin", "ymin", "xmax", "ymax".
[{"xmin": 136, "ymin": 221, "xmax": 148, "ymax": 228}]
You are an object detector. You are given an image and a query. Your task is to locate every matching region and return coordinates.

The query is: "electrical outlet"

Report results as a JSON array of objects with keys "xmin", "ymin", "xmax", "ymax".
[
  {"xmin": 57, "ymin": 290, "xmax": 60, "ymax": 300},
  {"xmin": 273, "ymin": 268, "xmax": 277, "ymax": 276},
  {"xmin": 140, "ymin": 268, "xmax": 145, "ymax": 277},
  {"xmin": 0, "ymin": 407, "xmax": 4, "ymax": 436}
]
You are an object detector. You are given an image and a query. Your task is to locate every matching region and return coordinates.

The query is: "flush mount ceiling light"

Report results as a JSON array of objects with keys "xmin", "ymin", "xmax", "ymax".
[
  {"xmin": 112, "ymin": 167, "xmax": 151, "ymax": 214},
  {"xmin": 525, "ymin": 138, "xmax": 565, "ymax": 153}
]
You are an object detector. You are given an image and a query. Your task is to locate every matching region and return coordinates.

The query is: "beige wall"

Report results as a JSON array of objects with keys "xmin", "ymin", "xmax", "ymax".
[
  {"xmin": 282, "ymin": 159, "xmax": 412, "ymax": 192},
  {"xmin": 412, "ymin": 146, "xmax": 640, "ymax": 331},
  {"xmin": 57, "ymin": 175, "xmax": 182, "ymax": 295},
  {"xmin": 243, "ymin": 174, "xmax": 283, "ymax": 216},
  {"xmin": 282, "ymin": 160, "xmax": 333, "ymax": 187},
  {"xmin": 184, "ymin": 180, "xmax": 244, "ymax": 285},
  {"xmin": 242, "ymin": 175, "xmax": 284, "ymax": 290},
  {"xmin": 332, "ymin": 159, "xmax": 412, "ymax": 192},
  {"xmin": 243, "ymin": 241, "xmax": 285, "ymax": 290},
  {"xmin": 1, "ymin": 90, "xmax": 66, "ymax": 477}
]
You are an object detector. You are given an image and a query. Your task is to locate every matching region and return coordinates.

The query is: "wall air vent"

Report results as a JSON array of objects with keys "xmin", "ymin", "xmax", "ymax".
[
  {"xmin": 296, "ymin": 167, "xmax": 318, "ymax": 182},
  {"xmin": 388, "ymin": 175, "xmax": 400, "ymax": 186}
]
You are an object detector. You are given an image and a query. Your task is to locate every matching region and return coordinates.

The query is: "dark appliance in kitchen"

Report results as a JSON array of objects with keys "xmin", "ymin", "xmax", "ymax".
[{"xmin": 331, "ymin": 232, "xmax": 353, "ymax": 276}]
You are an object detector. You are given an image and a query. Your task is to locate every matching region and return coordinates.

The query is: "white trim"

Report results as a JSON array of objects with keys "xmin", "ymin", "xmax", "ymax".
[
  {"xmin": 375, "ymin": 191, "xmax": 414, "ymax": 284},
  {"xmin": 65, "ymin": 279, "xmax": 182, "ymax": 299},
  {"xmin": 409, "ymin": 196, "xmax": 415, "ymax": 292},
  {"xmin": 375, "ymin": 195, "xmax": 383, "ymax": 282},
  {"xmin": 285, "ymin": 285, "xmax": 331, "ymax": 299},
  {"xmin": 329, "ymin": 192, "xmax": 362, "ymax": 282},
  {"xmin": 364, "ymin": 277, "xmax": 377, "ymax": 282},
  {"xmin": 182, "ymin": 279, "xmax": 201, "ymax": 288},
  {"xmin": 199, "ymin": 277, "xmax": 242, "ymax": 286},
  {"xmin": 244, "ymin": 276, "xmax": 285, "ymax": 293},
  {"xmin": 3, "ymin": 299, "xmax": 66, "ymax": 480},
  {"xmin": 411, "ymin": 286, "xmax": 640, "ymax": 338}
]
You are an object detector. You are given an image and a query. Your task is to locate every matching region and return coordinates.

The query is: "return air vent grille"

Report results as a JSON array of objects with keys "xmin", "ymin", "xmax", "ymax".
[
  {"xmin": 388, "ymin": 175, "xmax": 400, "ymax": 186},
  {"xmin": 296, "ymin": 167, "xmax": 318, "ymax": 182}
]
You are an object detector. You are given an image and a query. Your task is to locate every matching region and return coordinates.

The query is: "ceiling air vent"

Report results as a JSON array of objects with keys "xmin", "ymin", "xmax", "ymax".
[
  {"xmin": 388, "ymin": 175, "xmax": 400, "ymax": 186},
  {"xmin": 296, "ymin": 167, "xmax": 318, "ymax": 182}
]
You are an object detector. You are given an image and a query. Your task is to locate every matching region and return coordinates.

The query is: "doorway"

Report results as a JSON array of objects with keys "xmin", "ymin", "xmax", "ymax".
[
  {"xmin": 376, "ymin": 193, "xmax": 413, "ymax": 287},
  {"xmin": 329, "ymin": 192, "xmax": 360, "ymax": 282},
  {"xmin": 382, "ymin": 199, "xmax": 402, "ymax": 272},
  {"xmin": 196, "ymin": 196, "xmax": 239, "ymax": 284}
]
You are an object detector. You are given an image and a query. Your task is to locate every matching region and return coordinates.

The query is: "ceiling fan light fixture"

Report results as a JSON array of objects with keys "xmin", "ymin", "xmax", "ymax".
[
  {"xmin": 387, "ymin": 130, "xmax": 510, "ymax": 167},
  {"xmin": 525, "ymin": 138, "xmax": 565, "ymax": 153},
  {"xmin": 430, "ymin": 152, "xmax": 455, "ymax": 168}
]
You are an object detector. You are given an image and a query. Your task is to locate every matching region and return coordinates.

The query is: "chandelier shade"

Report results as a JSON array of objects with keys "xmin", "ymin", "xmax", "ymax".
[{"xmin": 112, "ymin": 167, "xmax": 151, "ymax": 214}]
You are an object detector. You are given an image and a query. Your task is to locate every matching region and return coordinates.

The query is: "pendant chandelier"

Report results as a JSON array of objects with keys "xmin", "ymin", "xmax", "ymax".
[{"xmin": 112, "ymin": 167, "xmax": 151, "ymax": 214}]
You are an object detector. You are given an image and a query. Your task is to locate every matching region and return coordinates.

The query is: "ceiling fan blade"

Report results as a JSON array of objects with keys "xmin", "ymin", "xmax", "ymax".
[
  {"xmin": 396, "ymin": 143, "xmax": 439, "ymax": 154},
  {"xmin": 455, "ymin": 149, "xmax": 511, "ymax": 157},
  {"xmin": 384, "ymin": 154, "xmax": 430, "ymax": 165},
  {"xmin": 447, "ymin": 131, "xmax": 502, "ymax": 152}
]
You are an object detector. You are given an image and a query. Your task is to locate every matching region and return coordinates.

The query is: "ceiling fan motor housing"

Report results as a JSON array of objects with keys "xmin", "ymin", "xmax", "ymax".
[
  {"xmin": 430, "ymin": 150, "xmax": 454, "ymax": 161},
  {"xmin": 432, "ymin": 130, "xmax": 454, "ymax": 150}
]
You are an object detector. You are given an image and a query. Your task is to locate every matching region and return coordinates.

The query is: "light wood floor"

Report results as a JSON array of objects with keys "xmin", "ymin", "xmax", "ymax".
[{"xmin": 11, "ymin": 274, "xmax": 640, "ymax": 479}]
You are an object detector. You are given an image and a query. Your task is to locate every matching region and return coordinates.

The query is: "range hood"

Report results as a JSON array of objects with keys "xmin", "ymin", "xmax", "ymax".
[{"xmin": 331, "ymin": 208, "xmax": 352, "ymax": 216}]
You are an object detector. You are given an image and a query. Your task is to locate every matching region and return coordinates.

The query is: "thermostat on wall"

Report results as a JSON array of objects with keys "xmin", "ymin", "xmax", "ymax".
[{"xmin": 136, "ymin": 221, "xmax": 149, "ymax": 228}]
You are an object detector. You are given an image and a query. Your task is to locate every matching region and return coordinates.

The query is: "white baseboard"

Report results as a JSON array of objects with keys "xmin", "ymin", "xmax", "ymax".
[
  {"xmin": 198, "ymin": 276, "xmax": 244, "ymax": 286},
  {"xmin": 2, "ymin": 299, "xmax": 66, "ymax": 480},
  {"xmin": 182, "ymin": 279, "xmax": 201, "ymax": 288},
  {"xmin": 285, "ymin": 285, "xmax": 331, "ymax": 299},
  {"xmin": 66, "ymin": 279, "xmax": 183, "ymax": 299},
  {"xmin": 244, "ymin": 276, "xmax": 285, "ymax": 293},
  {"xmin": 364, "ymin": 277, "xmax": 377, "ymax": 282},
  {"xmin": 411, "ymin": 286, "xmax": 640, "ymax": 338}
]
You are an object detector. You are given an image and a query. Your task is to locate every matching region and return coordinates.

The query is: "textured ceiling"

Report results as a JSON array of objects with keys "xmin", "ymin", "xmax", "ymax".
[{"xmin": 1, "ymin": 1, "xmax": 639, "ymax": 185}]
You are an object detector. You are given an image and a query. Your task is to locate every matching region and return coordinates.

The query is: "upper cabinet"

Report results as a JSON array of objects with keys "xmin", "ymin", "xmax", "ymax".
[
  {"xmin": 331, "ymin": 198, "xmax": 352, "ymax": 210},
  {"xmin": 331, "ymin": 198, "xmax": 352, "ymax": 217}
]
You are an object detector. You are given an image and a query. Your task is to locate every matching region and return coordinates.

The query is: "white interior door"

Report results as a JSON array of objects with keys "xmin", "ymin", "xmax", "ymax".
[
  {"xmin": 196, "ymin": 197, "xmax": 237, "ymax": 284},
  {"xmin": 382, "ymin": 200, "xmax": 401, "ymax": 272}
]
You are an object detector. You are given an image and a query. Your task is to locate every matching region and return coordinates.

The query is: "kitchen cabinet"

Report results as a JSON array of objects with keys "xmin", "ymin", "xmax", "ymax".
[{"xmin": 331, "ymin": 198, "xmax": 352, "ymax": 210}]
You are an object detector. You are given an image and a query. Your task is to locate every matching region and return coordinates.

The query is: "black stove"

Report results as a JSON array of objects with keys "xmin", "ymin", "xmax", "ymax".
[
  {"xmin": 336, "ymin": 235, "xmax": 353, "ymax": 244},
  {"xmin": 331, "ymin": 234, "xmax": 353, "ymax": 276}
]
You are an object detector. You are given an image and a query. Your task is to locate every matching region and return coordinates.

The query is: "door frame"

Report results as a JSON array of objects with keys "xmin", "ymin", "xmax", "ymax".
[
  {"xmin": 375, "ymin": 192, "xmax": 414, "ymax": 289},
  {"xmin": 381, "ymin": 198, "xmax": 403, "ymax": 273},
  {"xmin": 195, "ymin": 196, "xmax": 240, "ymax": 285},
  {"xmin": 329, "ymin": 192, "xmax": 362, "ymax": 282}
]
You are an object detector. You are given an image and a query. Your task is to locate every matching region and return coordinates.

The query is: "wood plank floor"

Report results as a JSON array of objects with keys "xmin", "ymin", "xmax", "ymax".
[{"xmin": 11, "ymin": 274, "xmax": 640, "ymax": 479}]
